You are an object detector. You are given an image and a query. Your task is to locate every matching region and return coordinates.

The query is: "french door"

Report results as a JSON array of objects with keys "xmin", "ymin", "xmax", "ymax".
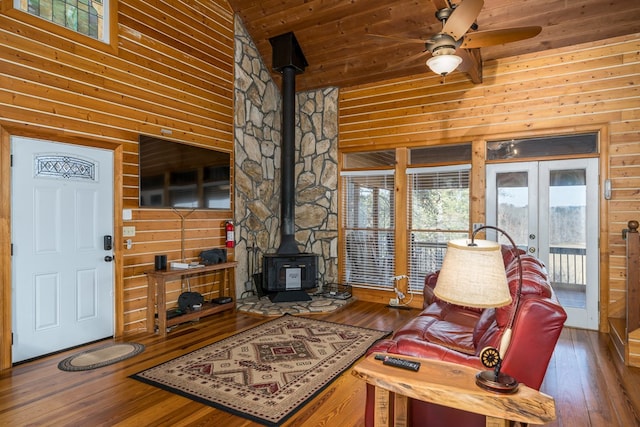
[{"xmin": 486, "ymin": 158, "xmax": 599, "ymax": 330}]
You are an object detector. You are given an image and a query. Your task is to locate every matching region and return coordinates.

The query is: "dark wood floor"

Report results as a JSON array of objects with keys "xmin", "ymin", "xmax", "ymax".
[{"xmin": 1, "ymin": 300, "xmax": 639, "ymax": 426}]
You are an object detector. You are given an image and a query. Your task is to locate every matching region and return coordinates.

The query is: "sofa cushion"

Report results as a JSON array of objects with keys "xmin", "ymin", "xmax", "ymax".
[
  {"xmin": 392, "ymin": 302, "xmax": 480, "ymax": 355},
  {"xmin": 423, "ymin": 270, "xmax": 483, "ymax": 314},
  {"xmin": 496, "ymin": 256, "xmax": 553, "ymax": 327},
  {"xmin": 472, "ymin": 307, "xmax": 496, "ymax": 349},
  {"xmin": 501, "ymin": 245, "xmax": 524, "ymax": 267}
]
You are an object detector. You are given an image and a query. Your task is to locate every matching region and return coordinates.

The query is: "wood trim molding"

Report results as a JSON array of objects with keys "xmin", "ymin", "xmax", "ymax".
[{"xmin": 0, "ymin": 127, "xmax": 12, "ymax": 370}]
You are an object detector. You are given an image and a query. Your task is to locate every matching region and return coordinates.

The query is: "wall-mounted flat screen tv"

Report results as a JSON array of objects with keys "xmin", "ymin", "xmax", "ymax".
[{"xmin": 139, "ymin": 135, "xmax": 231, "ymax": 209}]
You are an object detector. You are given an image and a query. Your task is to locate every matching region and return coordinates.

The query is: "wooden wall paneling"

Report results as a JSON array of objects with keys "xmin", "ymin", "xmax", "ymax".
[
  {"xmin": 0, "ymin": 0, "xmax": 236, "ymax": 351},
  {"xmin": 339, "ymin": 33, "xmax": 640, "ymax": 331}
]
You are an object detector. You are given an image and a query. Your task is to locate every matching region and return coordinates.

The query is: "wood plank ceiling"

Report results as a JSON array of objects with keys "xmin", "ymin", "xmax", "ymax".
[{"xmin": 226, "ymin": 0, "xmax": 640, "ymax": 91}]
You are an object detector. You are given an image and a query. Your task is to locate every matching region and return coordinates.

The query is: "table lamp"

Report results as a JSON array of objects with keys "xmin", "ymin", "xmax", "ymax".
[{"xmin": 434, "ymin": 225, "xmax": 523, "ymax": 393}]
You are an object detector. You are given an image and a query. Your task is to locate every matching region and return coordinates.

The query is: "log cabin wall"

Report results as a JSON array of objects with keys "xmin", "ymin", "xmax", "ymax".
[
  {"xmin": 339, "ymin": 33, "xmax": 640, "ymax": 332},
  {"xmin": 0, "ymin": 0, "xmax": 235, "ymax": 366}
]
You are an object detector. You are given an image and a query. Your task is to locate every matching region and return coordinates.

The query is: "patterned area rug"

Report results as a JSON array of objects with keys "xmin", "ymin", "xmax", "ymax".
[
  {"xmin": 58, "ymin": 342, "xmax": 145, "ymax": 372},
  {"xmin": 132, "ymin": 315, "xmax": 390, "ymax": 426}
]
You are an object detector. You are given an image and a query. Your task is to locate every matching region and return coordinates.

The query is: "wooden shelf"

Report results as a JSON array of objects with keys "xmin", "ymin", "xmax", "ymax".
[
  {"xmin": 164, "ymin": 301, "xmax": 235, "ymax": 328},
  {"xmin": 145, "ymin": 262, "xmax": 238, "ymax": 336}
]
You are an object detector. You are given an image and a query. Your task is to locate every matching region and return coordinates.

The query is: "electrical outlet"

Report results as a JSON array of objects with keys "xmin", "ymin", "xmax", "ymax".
[
  {"xmin": 473, "ymin": 223, "xmax": 484, "ymax": 232},
  {"xmin": 389, "ymin": 298, "xmax": 399, "ymax": 306}
]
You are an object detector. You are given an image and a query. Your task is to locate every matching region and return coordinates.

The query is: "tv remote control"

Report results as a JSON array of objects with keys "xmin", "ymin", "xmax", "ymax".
[{"xmin": 374, "ymin": 354, "xmax": 421, "ymax": 371}]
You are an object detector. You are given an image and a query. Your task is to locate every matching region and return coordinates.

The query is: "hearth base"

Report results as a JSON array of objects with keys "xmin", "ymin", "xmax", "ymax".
[{"xmin": 268, "ymin": 290, "xmax": 312, "ymax": 303}]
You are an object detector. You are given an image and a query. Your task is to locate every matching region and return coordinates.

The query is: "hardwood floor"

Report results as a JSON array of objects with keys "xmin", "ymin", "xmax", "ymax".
[{"xmin": 0, "ymin": 300, "xmax": 638, "ymax": 426}]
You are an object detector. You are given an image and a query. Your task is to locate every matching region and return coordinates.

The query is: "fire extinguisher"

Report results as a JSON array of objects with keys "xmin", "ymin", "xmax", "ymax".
[{"xmin": 225, "ymin": 220, "xmax": 235, "ymax": 248}]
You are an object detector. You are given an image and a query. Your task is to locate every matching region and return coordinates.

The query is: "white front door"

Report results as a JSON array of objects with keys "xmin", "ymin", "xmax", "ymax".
[
  {"xmin": 486, "ymin": 158, "xmax": 599, "ymax": 330},
  {"xmin": 11, "ymin": 137, "xmax": 114, "ymax": 363}
]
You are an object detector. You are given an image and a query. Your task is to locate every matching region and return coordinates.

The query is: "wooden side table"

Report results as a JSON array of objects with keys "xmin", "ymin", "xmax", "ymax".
[
  {"xmin": 145, "ymin": 261, "xmax": 238, "ymax": 337},
  {"xmin": 352, "ymin": 353, "xmax": 556, "ymax": 427}
]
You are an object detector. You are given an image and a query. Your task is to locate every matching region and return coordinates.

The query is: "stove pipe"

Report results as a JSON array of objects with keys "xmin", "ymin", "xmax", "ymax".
[{"xmin": 269, "ymin": 32, "xmax": 308, "ymax": 255}]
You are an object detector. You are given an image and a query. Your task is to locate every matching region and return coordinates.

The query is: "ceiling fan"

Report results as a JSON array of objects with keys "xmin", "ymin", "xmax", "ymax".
[{"xmin": 370, "ymin": 0, "xmax": 541, "ymax": 82}]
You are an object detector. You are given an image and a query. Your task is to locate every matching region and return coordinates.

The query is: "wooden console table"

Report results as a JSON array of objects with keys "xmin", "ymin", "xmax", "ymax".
[
  {"xmin": 352, "ymin": 353, "xmax": 556, "ymax": 427},
  {"xmin": 145, "ymin": 262, "xmax": 237, "ymax": 336}
]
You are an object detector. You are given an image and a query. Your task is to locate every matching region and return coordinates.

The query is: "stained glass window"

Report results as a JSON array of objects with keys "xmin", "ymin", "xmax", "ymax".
[{"xmin": 15, "ymin": 0, "xmax": 106, "ymax": 41}]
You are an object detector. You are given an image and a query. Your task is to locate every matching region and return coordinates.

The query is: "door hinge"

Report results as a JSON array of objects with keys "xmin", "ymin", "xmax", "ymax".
[
  {"xmin": 11, "ymin": 332, "xmax": 14, "ymax": 345},
  {"xmin": 11, "ymin": 244, "xmax": 13, "ymax": 256},
  {"xmin": 10, "ymin": 154, "xmax": 13, "ymax": 167}
]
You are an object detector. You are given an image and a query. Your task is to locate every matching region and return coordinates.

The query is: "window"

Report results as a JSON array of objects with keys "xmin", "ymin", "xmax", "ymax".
[
  {"xmin": 487, "ymin": 133, "xmax": 598, "ymax": 160},
  {"xmin": 12, "ymin": 0, "xmax": 111, "ymax": 43},
  {"xmin": 407, "ymin": 165, "xmax": 470, "ymax": 292},
  {"xmin": 340, "ymin": 146, "xmax": 471, "ymax": 295},
  {"xmin": 341, "ymin": 170, "xmax": 395, "ymax": 290}
]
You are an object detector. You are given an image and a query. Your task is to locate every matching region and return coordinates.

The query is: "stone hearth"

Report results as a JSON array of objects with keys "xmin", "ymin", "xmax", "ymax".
[{"xmin": 236, "ymin": 294, "xmax": 352, "ymax": 316}]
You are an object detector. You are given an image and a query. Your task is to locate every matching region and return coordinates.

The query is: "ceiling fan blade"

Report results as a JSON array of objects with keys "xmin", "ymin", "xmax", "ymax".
[
  {"xmin": 441, "ymin": 0, "xmax": 484, "ymax": 41},
  {"xmin": 367, "ymin": 33, "xmax": 427, "ymax": 44},
  {"xmin": 384, "ymin": 49, "xmax": 431, "ymax": 71},
  {"xmin": 460, "ymin": 26, "xmax": 542, "ymax": 48}
]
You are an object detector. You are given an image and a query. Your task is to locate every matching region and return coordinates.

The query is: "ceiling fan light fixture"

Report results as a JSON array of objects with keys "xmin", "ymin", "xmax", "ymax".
[{"xmin": 426, "ymin": 54, "xmax": 463, "ymax": 76}]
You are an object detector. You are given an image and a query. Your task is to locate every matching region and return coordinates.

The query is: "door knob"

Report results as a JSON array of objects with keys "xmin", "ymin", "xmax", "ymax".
[{"xmin": 104, "ymin": 255, "xmax": 114, "ymax": 262}]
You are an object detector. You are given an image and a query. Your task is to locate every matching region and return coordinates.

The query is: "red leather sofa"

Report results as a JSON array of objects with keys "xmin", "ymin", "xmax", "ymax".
[{"xmin": 366, "ymin": 246, "xmax": 567, "ymax": 426}]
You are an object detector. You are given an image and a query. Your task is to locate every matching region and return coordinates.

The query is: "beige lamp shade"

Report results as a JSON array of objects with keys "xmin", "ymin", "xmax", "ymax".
[{"xmin": 434, "ymin": 239, "xmax": 512, "ymax": 308}]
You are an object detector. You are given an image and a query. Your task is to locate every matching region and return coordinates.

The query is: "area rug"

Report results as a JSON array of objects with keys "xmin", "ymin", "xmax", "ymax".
[
  {"xmin": 58, "ymin": 342, "xmax": 145, "ymax": 372},
  {"xmin": 131, "ymin": 315, "xmax": 390, "ymax": 426}
]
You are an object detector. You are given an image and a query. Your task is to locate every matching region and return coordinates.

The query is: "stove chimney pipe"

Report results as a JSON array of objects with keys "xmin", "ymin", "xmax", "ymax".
[{"xmin": 269, "ymin": 32, "xmax": 308, "ymax": 255}]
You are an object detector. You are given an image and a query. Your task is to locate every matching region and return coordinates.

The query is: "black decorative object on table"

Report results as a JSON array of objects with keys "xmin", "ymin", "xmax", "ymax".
[{"xmin": 199, "ymin": 248, "xmax": 227, "ymax": 265}]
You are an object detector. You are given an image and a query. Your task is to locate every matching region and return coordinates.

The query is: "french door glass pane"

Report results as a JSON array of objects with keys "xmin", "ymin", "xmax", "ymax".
[
  {"xmin": 495, "ymin": 172, "xmax": 529, "ymax": 248},
  {"xmin": 548, "ymin": 169, "xmax": 587, "ymax": 309}
]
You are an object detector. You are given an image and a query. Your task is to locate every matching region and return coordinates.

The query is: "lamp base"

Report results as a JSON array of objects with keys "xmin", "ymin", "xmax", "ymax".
[{"xmin": 475, "ymin": 370, "xmax": 519, "ymax": 394}]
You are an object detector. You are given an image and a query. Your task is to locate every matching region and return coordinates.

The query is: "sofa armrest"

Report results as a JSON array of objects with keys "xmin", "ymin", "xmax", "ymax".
[
  {"xmin": 500, "ymin": 295, "xmax": 567, "ymax": 390},
  {"xmin": 423, "ymin": 271, "xmax": 439, "ymax": 307},
  {"xmin": 368, "ymin": 336, "xmax": 484, "ymax": 370}
]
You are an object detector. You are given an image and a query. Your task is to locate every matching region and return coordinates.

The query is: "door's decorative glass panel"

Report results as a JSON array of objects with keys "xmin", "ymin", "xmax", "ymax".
[{"xmin": 34, "ymin": 155, "xmax": 96, "ymax": 181}]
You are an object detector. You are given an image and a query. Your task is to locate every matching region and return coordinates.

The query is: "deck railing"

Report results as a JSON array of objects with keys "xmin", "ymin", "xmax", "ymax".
[
  {"xmin": 409, "ymin": 241, "xmax": 587, "ymax": 291},
  {"xmin": 547, "ymin": 246, "xmax": 587, "ymax": 289}
]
